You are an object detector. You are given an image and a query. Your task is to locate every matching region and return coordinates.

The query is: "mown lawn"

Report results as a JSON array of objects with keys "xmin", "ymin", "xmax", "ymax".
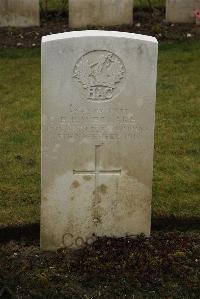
[{"xmin": 0, "ymin": 41, "xmax": 199, "ymax": 226}]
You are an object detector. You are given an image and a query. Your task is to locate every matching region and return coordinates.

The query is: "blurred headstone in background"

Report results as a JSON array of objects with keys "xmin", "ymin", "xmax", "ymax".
[
  {"xmin": 69, "ymin": 0, "xmax": 133, "ymax": 28},
  {"xmin": 166, "ymin": 0, "xmax": 200, "ymax": 23},
  {"xmin": 0, "ymin": 0, "xmax": 39, "ymax": 27}
]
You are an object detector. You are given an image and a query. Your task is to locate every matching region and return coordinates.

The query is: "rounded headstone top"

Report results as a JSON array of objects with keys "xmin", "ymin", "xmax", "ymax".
[{"xmin": 42, "ymin": 30, "xmax": 158, "ymax": 44}]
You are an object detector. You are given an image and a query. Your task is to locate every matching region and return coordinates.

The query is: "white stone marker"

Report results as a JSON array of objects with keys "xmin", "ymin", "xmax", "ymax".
[
  {"xmin": 0, "ymin": 0, "xmax": 39, "ymax": 27},
  {"xmin": 166, "ymin": 0, "xmax": 200, "ymax": 23},
  {"xmin": 69, "ymin": 0, "xmax": 133, "ymax": 28},
  {"xmin": 41, "ymin": 31, "xmax": 158, "ymax": 251}
]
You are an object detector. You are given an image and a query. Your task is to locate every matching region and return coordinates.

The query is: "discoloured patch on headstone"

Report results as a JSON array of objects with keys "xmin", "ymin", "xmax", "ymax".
[{"xmin": 71, "ymin": 180, "xmax": 80, "ymax": 188}]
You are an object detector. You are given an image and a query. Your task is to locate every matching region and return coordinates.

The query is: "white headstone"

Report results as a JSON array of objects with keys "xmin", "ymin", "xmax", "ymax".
[
  {"xmin": 69, "ymin": 0, "xmax": 133, "ymax": 28},
  {"xmin": 0, "ymin": 0, "xmax": 39, "ymax": 27},
  {"xmin": 41, "ymin": 31, "xmax": 158, "ymax": 251},
  {"xmin": 166, "ymin": 0, "xmax": 200, "ymax": 23}
]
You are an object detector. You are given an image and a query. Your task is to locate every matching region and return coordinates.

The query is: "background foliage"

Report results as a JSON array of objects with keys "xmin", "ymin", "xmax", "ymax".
[{"xmin": 40, "ymin": 0, "xmax": 165, "ymax": 14}]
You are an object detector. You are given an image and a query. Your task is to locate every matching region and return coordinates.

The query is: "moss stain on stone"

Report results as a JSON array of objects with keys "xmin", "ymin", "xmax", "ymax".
[
  {"xmin": 98, "ymin": 184, "xmax": 108, "ymax": 195},
  {"xmin": 83, "ymin": 175, "xmax": 92, "ymax": 181}
]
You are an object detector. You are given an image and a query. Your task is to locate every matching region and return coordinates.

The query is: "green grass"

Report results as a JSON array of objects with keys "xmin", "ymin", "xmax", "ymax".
[
  {"xmin": 0, "ymin": 49, "xmax": 41, "ymax": 225},
  {"xmin": 0, "ymin": 41, "xmax": 200, "ymax": 226},
  {"xmin": 154, "ymin": 41, "xmax": 200, "ymax": 218}
]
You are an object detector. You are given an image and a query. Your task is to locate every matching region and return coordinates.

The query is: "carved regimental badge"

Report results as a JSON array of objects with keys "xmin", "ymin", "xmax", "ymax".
[{"xmin": 73, "ymin": 50, "xmax": 126, "ymax": 101}]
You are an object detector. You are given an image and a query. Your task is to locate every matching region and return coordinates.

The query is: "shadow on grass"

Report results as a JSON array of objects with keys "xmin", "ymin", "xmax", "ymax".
[{"xmin": 0, "ymin": 216, "xmax": 199, "ymax": 244}]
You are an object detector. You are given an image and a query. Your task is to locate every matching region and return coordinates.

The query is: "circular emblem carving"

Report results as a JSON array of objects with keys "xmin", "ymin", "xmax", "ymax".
[{"xmin": 73, "ymin": 50, "xmax": 126, "ymax": 102}]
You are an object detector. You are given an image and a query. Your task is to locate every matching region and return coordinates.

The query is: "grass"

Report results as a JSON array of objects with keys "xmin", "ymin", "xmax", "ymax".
[
  {"xmin": 0, "ymin": 41, "xmax": 200, "ymax": 226},
  {"xmin": 154, "ymin": 41, "xmax": 200, "ymax": 218},
  {"xmin": 0, "ymin": 49, "xmax": 41, "ymax": 225}
]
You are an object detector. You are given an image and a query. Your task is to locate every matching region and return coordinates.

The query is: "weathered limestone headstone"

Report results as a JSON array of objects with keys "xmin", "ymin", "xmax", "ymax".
[
  {"xmin": 0, "ymin": 0, "xmax": 39, "ymax": 27},
  {"xmin": 41, "ymin": 31, "xmax": 158, "ymax": 251},
  {"xmin": 69, "ymin": 0, "xmax": 133, "ymax": 28},
  {"xmin": 166, "ymin": 0, "xmax": 200, "ymax": 23}
]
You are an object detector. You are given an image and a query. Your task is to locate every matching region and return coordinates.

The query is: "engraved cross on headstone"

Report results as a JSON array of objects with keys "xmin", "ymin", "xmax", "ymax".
[{"xmin": 73, "ymin": 144, "xmax": 121, "ymax": 201}]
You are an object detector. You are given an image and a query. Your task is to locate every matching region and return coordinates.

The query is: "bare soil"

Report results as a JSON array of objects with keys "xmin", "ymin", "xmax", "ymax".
[
  {"xmin": 0, "ymin": 231, "xmax": 199, "ymax": 298},
  {"xmin": 0, "ymin": 9, "xmax": 200, "ymax": 49}
]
